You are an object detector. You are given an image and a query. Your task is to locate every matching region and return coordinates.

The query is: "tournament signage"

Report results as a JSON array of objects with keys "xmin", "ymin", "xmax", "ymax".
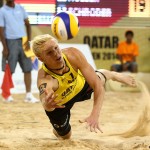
[
  {"xmin": 83, "ymin": 35, "xmax": 118, "ymax": 61},
  {"xmin": 15, "ymin": 0, "xmax": 128, "ymax": 26},
  {"xmin": 56, "ymin": 0, "xmax": 128, "ymax": 26}
]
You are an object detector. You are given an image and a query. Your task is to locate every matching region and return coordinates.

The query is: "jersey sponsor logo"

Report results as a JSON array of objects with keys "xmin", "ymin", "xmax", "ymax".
[
  {"xmin": 61, "ymin": 73, "xmax": 77, "ymax": 99},
  {"xmin": 61, "ymin": 85, "xmax": 75, "ymax": 99}
]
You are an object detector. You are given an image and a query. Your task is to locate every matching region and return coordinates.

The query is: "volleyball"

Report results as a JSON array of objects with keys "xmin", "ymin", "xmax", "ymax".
[{"xmin": 51, "ymin": 12, "xmax": 80, "ymax": 41}]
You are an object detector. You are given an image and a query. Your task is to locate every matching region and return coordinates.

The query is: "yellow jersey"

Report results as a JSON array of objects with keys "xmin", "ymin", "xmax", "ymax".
[{"xmin": 42, "ymin": 53, "xmax": 86, "ymax": 105}]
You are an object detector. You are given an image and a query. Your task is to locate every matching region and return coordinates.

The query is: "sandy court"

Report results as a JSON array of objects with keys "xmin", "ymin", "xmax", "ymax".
[{"xmin": 0, "ymin": 86, "xmax": 150, "ymax": 150}]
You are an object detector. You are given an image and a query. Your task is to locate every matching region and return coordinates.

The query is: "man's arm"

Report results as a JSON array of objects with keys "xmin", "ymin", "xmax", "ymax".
[
  {"xmin": 24, "ymin": 18, "xmax": 31, "ymax": 51},
  {"xmin": 37, "ymin": 69, "xmax": 65, "ymax": 111},
  {"xmin": 24, "ymin": 18, "xmax": 31, "ymax": 41},
  {"xmin": 0, "ymin": 27, "xmax": 9, "ymax": 58},
  {"xmin": 132, "ymin": 43, "xmax": 139, "ymax": 62},
  {"xmin": 117, "ymin": 54, "xmax": 123, "ymax": 64},
  {"xmin": 116, "ymin": 42, "xmax": 124, "ymax": 65},
  {"xmin": 0, "ymin": 10, "xmax": 8, "ymax": 58},
  {"xmin": 65, "ymin": 48, "xmax": 105, "ymax": 133}
]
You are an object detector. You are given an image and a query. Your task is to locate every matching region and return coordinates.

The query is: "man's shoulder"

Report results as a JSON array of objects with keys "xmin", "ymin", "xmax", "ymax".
[
  {"xmin": 15, "ymin": 3, "xmax": 22, "ymax": 7},
  {"xmin": 62, "ymin": 47, "xmax": 85, "ymax": 69},
  {"xmin": 62, "ymin": 47, "xmax": 80, "ymax": 55},
  {"xmin": 38, "ymin": 68, "xmax": 53, "ymax": 81},
  {"xmin": 62, "ymin": 47, "xmax": 77, "ymax": 58},
  {"xmin": 15, "ymin": 3, "xmax": 24, "ymax": 9},
  {"xmin": 118, "ymin": 41, "xmax": 126, "ymax": 45},
  {"xmin": 38, "ymin": 67, "xmax": 49, "ymax": 75},
  {"xmin": 62, "ymin": 47, "xmax": 83, "ymax": 63},
  {"xmin": 0, "ymin": 5, "xmax": 6, "ymax": 12},
  {"xmin": 0, "ymin": 4, "xmax": 23, "ymax": 12},
  {"xmin": 62, "ymin": 47, "xmax": 77, "ymax": 52}
]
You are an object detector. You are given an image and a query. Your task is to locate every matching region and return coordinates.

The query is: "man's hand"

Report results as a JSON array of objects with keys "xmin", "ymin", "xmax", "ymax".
[
  {"xmin": 23, "ymin": 41, "xmax": 30, "ymax": 51},
  {"xmin": 42, "ymin": 89, "xmax": 65, "ymax": 111},
  {"xmin": 79, "ymin": 114, "xmax": 103, "ymax": 133}
]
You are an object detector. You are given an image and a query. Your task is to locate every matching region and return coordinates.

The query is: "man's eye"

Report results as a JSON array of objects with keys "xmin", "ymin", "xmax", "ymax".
[
  {"xmin": 55, "ymin": 46, "xmax": 58, "ymax": 50},
  {"xmin": 47, "ymin": 51, "xmax": 52, "ymax": 54}
]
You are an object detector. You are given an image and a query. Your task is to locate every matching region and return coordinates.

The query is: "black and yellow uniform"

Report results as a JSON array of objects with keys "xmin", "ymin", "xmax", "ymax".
[
  {"xmin": 42, "ymin": 53, "xmax": 87, "ymax": 105},
  {"xmin": 42, "ymin": 53, "xmax": 93, "ymax": 136}
]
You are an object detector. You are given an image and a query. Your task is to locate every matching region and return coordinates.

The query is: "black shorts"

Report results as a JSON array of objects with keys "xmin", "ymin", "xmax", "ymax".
[{"xmin": 45, "ymin": 82, "xmax": 93, "ymax": 136}]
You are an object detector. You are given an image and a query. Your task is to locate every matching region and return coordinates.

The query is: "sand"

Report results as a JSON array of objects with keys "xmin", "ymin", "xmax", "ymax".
[{"xmin": 0, "ymin": 83, "xmax": 150, "ymax": 150}]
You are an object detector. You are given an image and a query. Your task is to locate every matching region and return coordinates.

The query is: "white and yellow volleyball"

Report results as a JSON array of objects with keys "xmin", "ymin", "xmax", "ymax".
[{"xmin": 51, "ymin": 12, "xmax": 80, "ymax": 41}]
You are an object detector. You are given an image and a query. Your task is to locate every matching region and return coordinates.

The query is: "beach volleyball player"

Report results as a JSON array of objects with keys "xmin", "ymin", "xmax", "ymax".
[{"xmin": 31, "ymin": 33, "xmax": 136, "ymax": 139}]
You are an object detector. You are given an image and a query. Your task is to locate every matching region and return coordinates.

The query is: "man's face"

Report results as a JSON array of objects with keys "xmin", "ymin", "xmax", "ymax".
[
  {"xmin": 6, "ymin": 0, "xmax": 15, "ymax": 4},
  {"xmin": 40, "ymin": 39, "xmax": 64, "ymax": 69},
  {"xmin": 126, "ymin": 34, "xmax": 133, "ymax": 43},
  {"xmin": 6, "ymin": 0, "xmax": 14, "ymax": 2}
]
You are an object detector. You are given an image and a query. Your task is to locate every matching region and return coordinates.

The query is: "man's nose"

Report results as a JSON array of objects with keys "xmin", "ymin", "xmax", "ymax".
[{"xmin": 54, "ymin": 50, "xmax": 60, "ymax": 57}]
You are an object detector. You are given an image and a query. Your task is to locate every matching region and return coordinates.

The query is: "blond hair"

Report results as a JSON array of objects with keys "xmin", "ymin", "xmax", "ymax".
[{"xmin": 31, "ymin": 34, "xmax": 57, "ymax": 57}]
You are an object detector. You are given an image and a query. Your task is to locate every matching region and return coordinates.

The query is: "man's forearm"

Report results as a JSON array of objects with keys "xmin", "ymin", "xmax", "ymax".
[
  {"xmin": 1, "ymin": 37, "xmax": 7, "ymax": 49},
  {"xmin": 26, "ymin": 24, "xmax": 31, "ymax": 41},
  {"xmin": 92, "ymin": 85, "xmax": 105, "ymax": 116},
  {"xmin": 0, "ymin": 29, "xmax": 7, "ymax": 49}
]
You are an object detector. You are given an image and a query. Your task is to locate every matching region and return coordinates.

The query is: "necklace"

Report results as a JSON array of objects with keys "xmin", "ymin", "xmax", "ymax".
[{"xmin": 49, "ymin": 64, "xmax": 65, "ymax": 71}]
